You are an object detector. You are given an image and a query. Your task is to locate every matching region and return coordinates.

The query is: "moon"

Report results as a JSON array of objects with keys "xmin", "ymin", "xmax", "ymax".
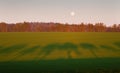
[{"xmin": 70, "ymin": 12, "xmax": 75, "ymax": 16}]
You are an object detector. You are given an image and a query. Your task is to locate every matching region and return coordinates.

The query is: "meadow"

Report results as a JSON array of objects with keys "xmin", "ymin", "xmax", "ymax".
[{"xmin": 0, "ymin": 32, "xmax": 120, "ymax": 73}]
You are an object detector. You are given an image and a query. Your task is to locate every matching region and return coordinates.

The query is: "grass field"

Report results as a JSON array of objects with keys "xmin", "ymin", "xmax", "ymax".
[{"xmin": 0, "ymin": 32, "xmax": 120, "ymax": 73}]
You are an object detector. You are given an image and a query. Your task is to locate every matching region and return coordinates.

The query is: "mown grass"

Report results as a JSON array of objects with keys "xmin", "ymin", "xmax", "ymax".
[{"xmin": 0, "ymin": 32, "xmax": 120, "ymax": 73}]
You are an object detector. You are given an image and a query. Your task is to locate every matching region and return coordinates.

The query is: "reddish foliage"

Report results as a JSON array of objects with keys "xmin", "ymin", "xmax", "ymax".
[{"xmin": 0, "ymin": 22, "xmax": 120, "ymax": 32}]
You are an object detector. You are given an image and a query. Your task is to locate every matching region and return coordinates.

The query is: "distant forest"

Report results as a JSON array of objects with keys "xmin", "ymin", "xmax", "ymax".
[{"xmin": 0, "ymin": 22, "xmax": 120, "ymax": 32}]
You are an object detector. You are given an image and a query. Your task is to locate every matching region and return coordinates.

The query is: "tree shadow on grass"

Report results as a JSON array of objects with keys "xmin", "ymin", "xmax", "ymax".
[
  {"xmin": 60, "ymin": 42, "xmax": 80, "ymax": 59},
  {"xmin": 114, "ymin": 42, "xmax": 120, "ymax": 49},
  {"xmin": 79, "ymin": 43, "xmax": 98, "ymax": 57},
  {"xmin": 38, "ymin": 42, "xmax": 80, "ymax": 59},
  {"xmin": 0, "ymin": 46, "xmax": 3, "ymax": 49},
  {"xmin": 0, "ymin": 44, "xmax": 27, "ymax": 55},
  {"xmin": 38, "ymin": 43, "xmax": 60, "ymax": 59},
  {"xmin": 12, "ymin": 45, "xmax": 41, "ymax": 61},
  {"xmin": 0, "ymin": 46, "xmax": 3, "ymax": 50},
  {"xmin": 100, "ymin": 45, "xmax": 120, "ymax": 52}
]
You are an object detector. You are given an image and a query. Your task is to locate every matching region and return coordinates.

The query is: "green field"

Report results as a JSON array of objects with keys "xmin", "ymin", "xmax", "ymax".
[{"xmin": 0, "ymin": 32, "xmax": 120, "ymax": 73}]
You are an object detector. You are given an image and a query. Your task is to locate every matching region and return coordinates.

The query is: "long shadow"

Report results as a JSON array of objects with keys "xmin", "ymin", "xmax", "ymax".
[
  {"xmin": 38, "ymin": 42, "xmax": 80, "ymax": 59},
  {"xmin": 100, "ymin": 45, "xmax": 120, "ymax": 52},
  {"xmin": 0, "ymin": 46, "xmax": 3, "ymax": 48},
  {"xmin": 59, "ymin": 42, "xmax": 80, "ymax": 59},
  {"xmin": 38, "ymin": 43, "xmax": 61, "ymax": 59},
  {"xmin": 12, "ymin": 45, "xmax": 41, "ymax": 61},
  {"xmin": 0, "ymin": 46, "xmax": 5, "ymax": 51},
  {"xmin": 0, "ymin": 46, "xmax": 3, "ymax": 49},
  {"xmin": 79, "ymin": 43, "xmax": 98, "ymax": 57},
  {"xmin": 114, "ymin": 42, "xmax": 120, "ymax": 48},
  {"xmin": 0, "ymin": 44, "xmax": 27, "ymax": 55}
]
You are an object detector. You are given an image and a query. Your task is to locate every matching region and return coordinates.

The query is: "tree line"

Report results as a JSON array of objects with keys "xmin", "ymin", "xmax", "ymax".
[{"xmin": 0, "ymin": 22, "xmax": 120, "ymax": 32}]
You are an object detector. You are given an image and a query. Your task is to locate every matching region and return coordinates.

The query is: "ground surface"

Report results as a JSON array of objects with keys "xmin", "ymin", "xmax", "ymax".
[{"xmin": 0, "ymin": 32, "xmax": 120, "ymax": 73}]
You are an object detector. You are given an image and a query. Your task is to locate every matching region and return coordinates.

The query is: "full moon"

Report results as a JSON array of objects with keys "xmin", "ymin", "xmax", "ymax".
[{"xmin": 70, "ymin": 12, "xmax": 75, "ymax": 16}]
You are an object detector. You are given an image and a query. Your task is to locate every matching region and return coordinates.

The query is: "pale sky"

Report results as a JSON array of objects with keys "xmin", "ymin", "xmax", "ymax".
[{"xmin": 0, "ymin": 0, "xmax": 120, "ymax": 25}]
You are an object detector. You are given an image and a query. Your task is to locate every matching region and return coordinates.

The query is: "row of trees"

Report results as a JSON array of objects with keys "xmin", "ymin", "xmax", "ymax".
[{"xmin": 0, "ymin": 22, "xmax": 120, "ymax": 32}]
